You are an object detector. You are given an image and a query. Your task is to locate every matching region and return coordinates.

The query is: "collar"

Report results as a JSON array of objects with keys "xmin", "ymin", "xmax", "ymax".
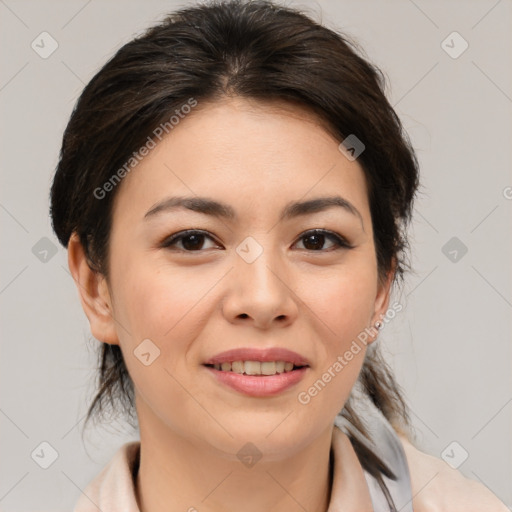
[{"xmin": 73, "ymin": 423, "xmax": 382, "ymax": 512}]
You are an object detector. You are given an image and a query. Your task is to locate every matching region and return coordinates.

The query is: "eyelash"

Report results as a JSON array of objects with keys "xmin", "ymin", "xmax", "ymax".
[{"xmin": 159, "ymin": 229, "xmax": 353, "ymax": 253}]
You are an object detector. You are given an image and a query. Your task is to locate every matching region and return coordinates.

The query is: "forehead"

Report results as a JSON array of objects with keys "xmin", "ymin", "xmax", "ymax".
[{"xmin": 111, "ymin": 97, "xmax": 370, "ymax": 223}]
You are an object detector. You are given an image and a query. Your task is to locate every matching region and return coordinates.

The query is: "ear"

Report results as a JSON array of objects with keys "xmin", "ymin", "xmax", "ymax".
[
  {"xmin": 67, "ymin": 232, "xmax": 119, "ymax": 345},
  {"xmin": 367, "ymin": 261, "xmax": 396, "ymax": 344}
]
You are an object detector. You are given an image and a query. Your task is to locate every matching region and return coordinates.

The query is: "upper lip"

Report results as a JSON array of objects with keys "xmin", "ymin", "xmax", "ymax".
[{"xmin": 204, "ymin": 348, "xmax": 310, "ymax": 366}]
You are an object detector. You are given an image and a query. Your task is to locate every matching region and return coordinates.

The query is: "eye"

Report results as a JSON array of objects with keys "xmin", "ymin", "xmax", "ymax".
[
  {"xmin": 160, "ymin": 230, "xmax": 221, "ymax": 252},
  {"xmin": 160, "ymin": 228, "xmax": 352, "ymax": 253},
  {"xmin": 294, "ymin": 229, "xmax": 352, "ymax": 252}
]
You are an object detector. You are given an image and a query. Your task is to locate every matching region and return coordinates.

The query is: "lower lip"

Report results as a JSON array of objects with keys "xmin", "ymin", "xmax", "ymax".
[{"xmin": 204, "ymin": 366, "xmax": 308, "ymax": 397}]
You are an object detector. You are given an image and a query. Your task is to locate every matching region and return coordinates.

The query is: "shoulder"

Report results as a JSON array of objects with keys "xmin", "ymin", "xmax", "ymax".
[{"xmin": 397, "ymin": 434, "xmax": 509, "ymax": 511}]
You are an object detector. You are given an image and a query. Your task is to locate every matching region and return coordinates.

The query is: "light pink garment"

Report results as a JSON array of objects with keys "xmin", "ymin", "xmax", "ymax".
[{"xmin": 73, "ymin": 440, "xmax": 141, "ymax": 512}]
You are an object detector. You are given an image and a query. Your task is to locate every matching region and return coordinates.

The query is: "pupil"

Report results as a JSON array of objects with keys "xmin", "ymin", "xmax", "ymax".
[
  {"xmin": 304, "ymin": 234, "xmax": 324, "ymax": 250},
  {"xmin": 183, "ymin": 234, "xmax": 203, "ymax": 250}
]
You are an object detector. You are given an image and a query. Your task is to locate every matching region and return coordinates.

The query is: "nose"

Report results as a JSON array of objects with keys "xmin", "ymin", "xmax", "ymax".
[{"xmin": 222, "ymin": 247, "xmax": 299, "ymax": 330}]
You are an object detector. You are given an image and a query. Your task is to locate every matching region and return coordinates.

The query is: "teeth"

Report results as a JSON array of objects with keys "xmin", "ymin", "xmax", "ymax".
[
  {"xmin": 244, "ymin": 361, "xmax": 261, "ymax": 375},
  {"xmin": 231, "ymin": 361, "xmax": 244, "ymax": 373},
  {"xmin": 261, "ymin": 361, "xmax": 276, "ymax": 375},
  {"xmin": 211, "ymin": 360, "xmax": 301, "ymax": 375}
]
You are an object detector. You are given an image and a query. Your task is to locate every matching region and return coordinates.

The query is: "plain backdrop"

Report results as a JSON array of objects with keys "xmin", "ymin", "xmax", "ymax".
[{"xmin": 1, "ymin": 0, "xmax": 511, "ymax": 509}]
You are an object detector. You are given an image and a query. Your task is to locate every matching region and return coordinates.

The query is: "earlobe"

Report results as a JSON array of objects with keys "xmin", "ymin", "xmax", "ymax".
[{"xmin": 67, "ymin": 233, "xmax": 119, "ymax": 345}]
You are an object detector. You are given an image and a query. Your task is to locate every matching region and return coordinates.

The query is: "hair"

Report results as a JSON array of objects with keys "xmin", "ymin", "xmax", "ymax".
[{"xmin": 50, "ymin": 0, "xmax": 419, "ymax": 493}]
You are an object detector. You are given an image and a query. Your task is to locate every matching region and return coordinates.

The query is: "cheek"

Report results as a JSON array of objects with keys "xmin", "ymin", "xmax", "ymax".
[
  {"xmin": 110, "ymin": 264, "xmax": 221, "ymax": 432},
  {"xmin": 301, "ymin": 257, "xmax": 378, "ymax": 347},
  {"xmin": 118, "ymin": 263, "xmax": 218, "ymax": 346},
  {"xmin": 293, "ymin": 257, "xmax": 378, "ymax": 411}
]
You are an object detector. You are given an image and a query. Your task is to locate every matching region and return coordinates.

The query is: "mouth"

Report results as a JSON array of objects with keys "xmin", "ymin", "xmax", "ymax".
[
  {"xmin": 202, "ymin": 348, "xmax": 310, "ymax": 397},
  {"xmin": 204, "ymin": 360, "xmax": 308, "ymax": 376},
  {"xmin": 203, "ymin": 347, "xmax": 310, "ymax": 368}
]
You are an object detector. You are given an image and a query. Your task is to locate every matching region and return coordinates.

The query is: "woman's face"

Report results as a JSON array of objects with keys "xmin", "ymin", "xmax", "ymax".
[{"xmin": 95, "ymin": 97, "xmax": 392, "ymax": 459}]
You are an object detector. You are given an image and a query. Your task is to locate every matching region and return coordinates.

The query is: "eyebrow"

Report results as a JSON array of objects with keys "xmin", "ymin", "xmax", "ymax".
[{"xmin": 144, "ymin": 195, "xmax": 364, "ymax": 228}]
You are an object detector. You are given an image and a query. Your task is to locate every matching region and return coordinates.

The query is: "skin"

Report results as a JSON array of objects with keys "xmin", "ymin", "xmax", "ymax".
[{"xmin": 68, "ymin": 97, "xmax": 508, "ymax": 511}]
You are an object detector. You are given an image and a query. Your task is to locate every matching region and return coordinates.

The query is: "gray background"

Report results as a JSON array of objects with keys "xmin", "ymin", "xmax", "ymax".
[{"xmin": 1, "ymin": 0, "xmax": 511, "ymax": 509}]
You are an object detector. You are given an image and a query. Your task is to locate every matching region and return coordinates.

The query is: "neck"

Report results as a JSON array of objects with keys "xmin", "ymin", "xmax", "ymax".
[{"xmin": 134, "ymin": 403, "xmax": 334, "ymax": 512}]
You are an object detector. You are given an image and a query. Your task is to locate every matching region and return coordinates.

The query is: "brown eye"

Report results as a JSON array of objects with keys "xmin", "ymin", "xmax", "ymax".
[
  {"xmin": 295, "ymin": 230, "xmax": 352, "ymax": 251},
  {"xmin": 161, "ymin": 230, "xmax": 220, "ymax": 252},
  {"xmin": 160, "ymin": 229, "xmax": 352, "ymax": 253}
]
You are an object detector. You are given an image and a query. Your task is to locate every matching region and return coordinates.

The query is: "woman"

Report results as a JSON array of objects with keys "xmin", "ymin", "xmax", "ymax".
[{"xmin": 49, "ymin": 1, "xmax": 508, "ymax": 510}]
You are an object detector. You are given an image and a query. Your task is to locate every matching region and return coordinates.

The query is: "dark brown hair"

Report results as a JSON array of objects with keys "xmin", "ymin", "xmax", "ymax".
[{"xmin": 50, "ymin": 0, "xmax": 419, "ymax": 489}]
